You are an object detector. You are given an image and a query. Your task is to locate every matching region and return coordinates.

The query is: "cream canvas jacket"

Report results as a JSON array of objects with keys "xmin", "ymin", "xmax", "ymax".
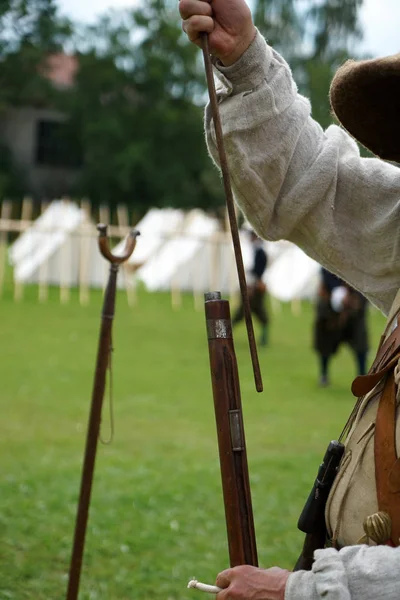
[{"xmin": 205, "ymin": 30, "xmax": 400, "ymax": 599}]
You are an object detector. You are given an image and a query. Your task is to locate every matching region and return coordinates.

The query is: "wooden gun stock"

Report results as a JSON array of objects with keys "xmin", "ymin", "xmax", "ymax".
[{"xmin": 204, "ymin": 292, "xmax": 258, "ymax": 567}]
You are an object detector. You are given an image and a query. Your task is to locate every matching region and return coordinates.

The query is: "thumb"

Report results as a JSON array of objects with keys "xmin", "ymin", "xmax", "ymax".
[{"xmin": 216, "ymin": 568, "xmax": 233, "ymax": 589}]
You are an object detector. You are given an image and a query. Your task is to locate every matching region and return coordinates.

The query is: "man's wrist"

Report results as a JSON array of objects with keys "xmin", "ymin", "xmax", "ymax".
[{"xmin": 220, "ymin": 26, "xmax": 257, "ymax": 66}]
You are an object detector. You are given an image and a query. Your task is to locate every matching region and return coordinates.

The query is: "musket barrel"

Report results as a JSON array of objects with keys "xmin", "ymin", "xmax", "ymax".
[{"xmin": 204, "ymin": 292, "xmax": 258, "ymax": 567}]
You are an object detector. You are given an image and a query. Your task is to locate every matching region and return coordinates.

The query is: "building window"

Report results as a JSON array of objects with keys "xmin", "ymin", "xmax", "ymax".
[{"xmin": 35, "ymin": 119, "xmax": 82, "ymax": 168}]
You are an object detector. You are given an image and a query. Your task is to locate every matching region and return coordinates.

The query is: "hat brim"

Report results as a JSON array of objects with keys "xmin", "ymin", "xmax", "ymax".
[{"xmin": 330, "ymin": 54, "xmax": 400, "ymax": 162}]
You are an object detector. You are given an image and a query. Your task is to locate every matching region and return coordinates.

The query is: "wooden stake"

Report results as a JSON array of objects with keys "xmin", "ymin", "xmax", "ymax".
[
  {"xmin": 291, "ymin": 297, "xmax": 302, "ymax": 316},
  {"xmin": 79, "ymin": 198, "xmax": 91, "ymax": 306},
  {"xmin": 38, "ymin": 201, "xmax": 50, "ymax": 303},
  {"xmin": 117, "ymin": 204, "xmax": 137, "ymax": 307},
  {"xmin": 99, "ymin": 205, "xmax": 110, "ymax": 290},
  {"xmin": 14, "ymin": 197, "xmax": 33, "ymax": 302},
  {"xmin": 59, "ymin": 198, "xmax": 72, "ymax": 305},
  {"xmin": 0, "ymin": 199, "xmax": 12, "ymax": 297}
]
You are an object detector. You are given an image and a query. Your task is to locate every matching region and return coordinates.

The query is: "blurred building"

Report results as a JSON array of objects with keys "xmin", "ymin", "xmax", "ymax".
[{"xmin": 0, "ymin": 53, "xmax": 81, "ymax": 199}]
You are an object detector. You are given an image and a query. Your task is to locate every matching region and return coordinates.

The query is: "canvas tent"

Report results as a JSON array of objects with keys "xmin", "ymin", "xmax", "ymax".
[
  {"xmin": 9, "ymin": 200, "xmax": 108, "ymax": 288},
  {"xmin": 264, "ymin": 243, "xmax": 320, "ymax": 301},
  {"xmin": 137, "ymin": 209, "xmax": 239, "ymax": 294},
  {"xmin": 112, "ymin": 207, "xmax": 185, "ymax": 268}
]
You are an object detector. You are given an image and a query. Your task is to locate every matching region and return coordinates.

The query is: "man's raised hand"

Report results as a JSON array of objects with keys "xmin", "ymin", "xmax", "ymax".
[{"xmin": 179, "ymin": 0, "xmax": 256, "ymax": 66}]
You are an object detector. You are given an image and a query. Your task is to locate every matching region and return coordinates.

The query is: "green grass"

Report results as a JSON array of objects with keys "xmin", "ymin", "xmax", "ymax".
[{"xmin": 0, "ymin": 281, "xmax": 386, "ymax": 599}]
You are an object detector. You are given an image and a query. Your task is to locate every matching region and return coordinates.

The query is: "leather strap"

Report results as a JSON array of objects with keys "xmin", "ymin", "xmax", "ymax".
[
  {"xmin": 374, "ymin": 371, "xmax": 400, "ymax": 546},
  {"xmin": 352, "ymin": 354, "xmax": 400, "ymax": 396},
  {"xmin": 371, "ymin": 321, "xmax": 400, "ymax": 373},
  {"xmin": 352, "ymin": 321, "xmax": 400, "ymax": 397}
]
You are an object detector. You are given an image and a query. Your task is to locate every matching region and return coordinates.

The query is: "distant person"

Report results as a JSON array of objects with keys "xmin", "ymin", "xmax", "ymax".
[
  {"xmin": 232, "ymin": 230, "xmax": 269, "ymax": 346},
  {"xmin": 314, "ymin": 267, "xmax": 369, "ymax": 386}
]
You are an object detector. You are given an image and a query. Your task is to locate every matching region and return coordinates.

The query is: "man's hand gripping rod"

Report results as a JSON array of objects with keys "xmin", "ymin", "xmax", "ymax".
[
  {"xmin": 66, "ymin": 225, "xmax": 139, "ymax": 600},
  {"xmin": 201, "ymin": 33, "xmax": 263, "ymax": 393}
]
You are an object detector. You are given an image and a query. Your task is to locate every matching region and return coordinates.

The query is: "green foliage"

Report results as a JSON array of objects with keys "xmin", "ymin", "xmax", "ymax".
[
  {"xmin": 254, "ymin": 0, "xmax": 364, "ymax": 129},
  {"xmin": 0, "ymin": 143, "xmax": 26, "ymax": 199},
  {"xmin": 60, "ymin": 0, "xmax": 222, "ymax": 211},
  {"xmin": 0, "ymin": 0, "xmax": 72, "ymax": 54},
  {"xmin": 0, "ymin": 276, "xmax": 386, "ymax": 598},
  {"xmin": 0, "ymin": 0, "xmax": 72, "ymax": 198},
  {"xmin": 0, "ymin": 0, "xmax": 365, "ymax": 206},
  {"xmin": 0, "ymin": 0, "xmax": 72, "ymax": 107}
]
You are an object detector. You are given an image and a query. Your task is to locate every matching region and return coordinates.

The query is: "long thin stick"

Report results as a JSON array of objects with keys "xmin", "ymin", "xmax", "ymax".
[
  {"xmin": 201, "ymin": 34, "xmax": 263, "ymax": 393},
  {"xmin": 66, "ymin": 226, "xmax": 139, "ymax": 600},
  {"xmin": 0, "ymin": 199, "xmax": 12, "ymax": 297}
]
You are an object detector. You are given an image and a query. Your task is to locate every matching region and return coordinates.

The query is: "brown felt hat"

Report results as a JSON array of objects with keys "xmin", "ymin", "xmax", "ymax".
[{"xmin": 330, "ymin": 53, "xmax": 400, "ymax": 161}]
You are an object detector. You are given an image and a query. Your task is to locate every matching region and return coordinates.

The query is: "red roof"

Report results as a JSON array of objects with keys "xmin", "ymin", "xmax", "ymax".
[{"xmin": 40, "ymin": 53, "xmax": 79, "ymax": 88}]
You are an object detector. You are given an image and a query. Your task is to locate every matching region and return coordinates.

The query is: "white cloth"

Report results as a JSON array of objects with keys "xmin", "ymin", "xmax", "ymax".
[
  {"xmin": 205, "ymin": 30, "xmax": 400, "ymax": 600},
  {"xmin": 285, "ymin": 546, "xmax": 400, "ymax": 600},
  {"xmin": 205, "ymin": 31, "xmax": 400, "ymax": 317}
]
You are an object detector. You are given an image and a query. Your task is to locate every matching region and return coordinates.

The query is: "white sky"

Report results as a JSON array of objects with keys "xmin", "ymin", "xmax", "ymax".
[{"xmin": 57, "ymin": 0, "xmax": 400, "ymax": 57}]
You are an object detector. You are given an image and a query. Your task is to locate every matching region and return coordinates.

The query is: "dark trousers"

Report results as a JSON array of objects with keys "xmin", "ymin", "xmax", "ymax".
[{"xmin": 232, "ymin": 288, "xmax": 269, "ymax": 326}]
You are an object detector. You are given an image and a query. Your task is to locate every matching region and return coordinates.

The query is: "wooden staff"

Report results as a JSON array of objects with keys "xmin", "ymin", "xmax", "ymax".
[
  {"xmin": 38, "ymin": 200, "xmax": 49, "ymax": 303},
  {"xmin": 117, "ymin": 204, "xmax": 137, "ymax": 308},
  {"xmin": 201, "ymin": 34, "xmax": 263, "ymax": 393},
  {"xmin": 78, "ymin": 198, "xmax": 91, "ymax": 307},
  {"xmin": 14, "ymin": 197, "xmax": 33, "ymax": 302},
  {"xmin": 204, "ymin": 291, "xmax": 258, "ymax": 567},
  {"xmin": 0, "ymin": 199, "xmax": 12, "ymax": 297},
  {"xmin": 66, "ymin": 224, "xmax": 139, "ymax": 600}
]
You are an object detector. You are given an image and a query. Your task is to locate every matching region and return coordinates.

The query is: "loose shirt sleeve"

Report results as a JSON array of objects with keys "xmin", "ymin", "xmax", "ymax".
[
  {"xmin": 205, "ymin": 31, "xmax": 400, "ymax": 315},
  {"xmin": 285, "ymin": 545, "xmax": 400, "ymax": 600}
]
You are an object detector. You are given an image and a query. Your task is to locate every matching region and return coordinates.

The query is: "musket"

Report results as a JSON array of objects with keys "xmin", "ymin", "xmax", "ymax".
[
  {"xmin": 66, "ymin": 224, "xmax": 139, "ymax": 600},
  {"xmin": 204, "ymin": 292, "xmax": 258, "ymax": 567}
]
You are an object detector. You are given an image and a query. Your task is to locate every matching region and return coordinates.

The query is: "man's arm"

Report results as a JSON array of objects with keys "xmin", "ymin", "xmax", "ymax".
[
  {"xmin": 286, "ymin": 545, "xmax": 400, "ymax": 600},
  {"xmin": 205, "ymin": 31, "xmax": 400, "ymax": 316},
  {"xmin": 214, "ymin": 545, "xmax": 400, "ymax": 600}
]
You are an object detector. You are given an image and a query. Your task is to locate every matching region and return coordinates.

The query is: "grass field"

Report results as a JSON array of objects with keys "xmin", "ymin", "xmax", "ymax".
[{"xmin": 0, "ymin": 281, "xmax": 386, "ymax": 599}]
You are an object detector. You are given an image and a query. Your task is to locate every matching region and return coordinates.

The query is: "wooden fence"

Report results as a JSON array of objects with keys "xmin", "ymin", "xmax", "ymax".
[{"xmin": 0, "ymin": 197, "xmax": 244, "ymax": 311}]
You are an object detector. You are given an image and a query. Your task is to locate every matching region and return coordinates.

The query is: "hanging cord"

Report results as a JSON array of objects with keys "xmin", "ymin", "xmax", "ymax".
[
  {"xmin": 394, "ymin": 358, "xmax": 400, "ymax": 403},
  {"xmin": 338, "ymin": 395, "xmax": 365, "ymax": 444},
  {"xmin": 99, "ymin": 333, "xmax": 115, "ymax": 445}
]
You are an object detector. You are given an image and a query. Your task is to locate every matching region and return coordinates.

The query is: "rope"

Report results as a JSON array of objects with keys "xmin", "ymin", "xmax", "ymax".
[
  {"xmin": 394, "ymin": 357, "xmax": 400, "ymax": 403},
  {"xmin": 187, "ymin": 579, "xmax": 222, "ymax": 594},
  {"xmin": 99, "ymin": 339, "xmax": 115, "ymax": 445}
]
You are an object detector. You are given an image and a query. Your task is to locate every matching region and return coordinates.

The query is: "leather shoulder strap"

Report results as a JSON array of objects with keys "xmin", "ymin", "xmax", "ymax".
[
  {"xmin": 352, "ymin": 288, "xmax": 400, "ymax": 397},
  {"xmin": 374, "ymin": 371, "xmax": 400, "ymax": 546}
]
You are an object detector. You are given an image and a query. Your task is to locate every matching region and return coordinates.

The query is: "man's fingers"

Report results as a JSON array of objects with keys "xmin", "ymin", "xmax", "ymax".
[
  {"xmin": 179, "ymin": 0, "xmax": 212, "ymax": 20},
  {"xmin": 182, "ymin": 15, "xmax": 214, "ymax": 42},
  {"xmin": 215, "ymin": 569, "xmax": 233, "ymax": 589}
]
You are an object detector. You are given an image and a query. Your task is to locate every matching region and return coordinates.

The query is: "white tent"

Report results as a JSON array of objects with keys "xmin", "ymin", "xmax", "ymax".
[
  {"xmin": 9, "ymin": 200, "xmax": 108, "ymax": 287},
  {"xmin": 9, "ymin": 202, "xmax": 321, "ymax": 300},
  {"xmin": 136, "ymin": 220, "xmax": 314, "ymax": 298},
  {"xmin": 137, "ymin": 209, "xmax": 238, "ymax": 294},
  {"xmin": 112, "ymin": 207, "xmax": 185, "ymax": 268},
  {"xmin": 264, "ymin": 243, "xmax": 320, "ymax": 301}
]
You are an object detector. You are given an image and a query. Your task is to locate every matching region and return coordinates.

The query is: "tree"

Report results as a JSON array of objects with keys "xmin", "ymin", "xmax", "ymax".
[
  {"xmin": 254, "ymin": 0, "xmax": 364, "ymax": 129},
  {"xmin": 56, "ymin": 0, "xmax": 224, "ymax": 212},
  {"xmin": 0, "ymin": 0, "xmax": 72, "ymax": 108}
]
